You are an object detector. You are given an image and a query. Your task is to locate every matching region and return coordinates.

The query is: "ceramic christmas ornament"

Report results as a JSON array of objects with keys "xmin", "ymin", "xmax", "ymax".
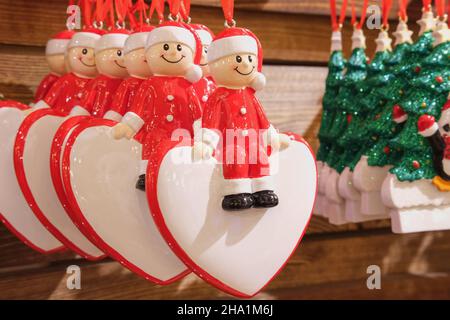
[
  {"xmin": 353, "ymin": 5, "xmax": 413, "ymax": 218},
  {"xmin": 315, "ymin": 0, "xmax": 347, "ymax": 218},
  {"xmin": 145, "ymin": 0, "xmax": 316, "ymax": 297},
  {"xmin": 59, "ymin": 1, "xmax": 200, "ymax": 283},
  {"xmin": 11, "ymin": 0, "xmax": 110, "ymax": 259},
  {"xmin": 324, "ymin": 1, "xmax": 368, "ymax": 225},
  {"xmin": 336, "ymin": 0, "xmax": 393, "ymax": 223},
  {"xmin": 382, "ymin": 1, "xmax": 450, "ymax": 233}
]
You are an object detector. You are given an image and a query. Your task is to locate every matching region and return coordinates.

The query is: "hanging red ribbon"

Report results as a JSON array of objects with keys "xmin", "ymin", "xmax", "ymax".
[
  {"xmin": 168, "ymin": 0, "xmax": 181, "ymax": 19},
  {"xmin": 330, "ymin": 0, "xmax": 348, "ymax": 31},
  {"xmin": 422, "ymin": 0, "xmax": 432, "ymax": 11},
  {"xmin": 153, "ymin": 0, "xmax": 165, "ymax": 22},
  {"xmin": 132, "ymin": 0, "xmax": 148, "ymax": 27},
  {"xmin": 180, "ymin": 0, "xmax": 191, "ymax": 21},
  {"xmin": 398, "ymin": 0, "xmax": 408, "ymax": 21},
  {"xmin": 435, "ymin": 0, "xmax": 446, "ymax": 17},
  {"xmin": 350, "ymin": 0, "xmax": 369, "ymax": 29},
  {"xmin": 81, "ymin": 0, "xmax": 95, "ymax": 27},
  {"xmin": 221, "ymin": 0, "xmax": 234, "ymax": 25},
  {"xmin": 115, "ymin": 0, "xmax": 130, "ymax": 27},
  {"xmin": 382, "ymin": 0, "xmax": 393, "ymax": 27}
]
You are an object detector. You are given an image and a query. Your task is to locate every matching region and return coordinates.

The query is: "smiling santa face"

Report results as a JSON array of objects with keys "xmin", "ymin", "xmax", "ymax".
[
  {"xmin": 67, "ymin": 46, "xmax": 98, "ymax": 78},
  {"xmin": 95, "ymin": 48, "xmax": 128, "ymax": 78},
  {"xmin": 145, "ymin": 41, "xmax": 194, "ymax": 76},
  {"xmin": 209, "ymin": 52, "xmax": 258, "ymax": 88}
]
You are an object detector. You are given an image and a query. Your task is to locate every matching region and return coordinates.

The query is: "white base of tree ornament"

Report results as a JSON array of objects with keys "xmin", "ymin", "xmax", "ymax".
[
  {"xmin": 353, "ymin": 156, "xmax": 390, "ymax": 217},
  {"xmin": 314, "ymin": 161, "xmax": 330, "ymax": 217},
  {"xmin": 325, "ymin": 169, "xmax": 346, "ymax": 224},
  {"xmin": 63, "ymin": 119, "xmax": 189, "ymax": 284},
  {"xmin": 148, "ymin": 136, "xmax": 316, "ymax": 297},
  {"xmin": 338, "ymin": 167, "xmax": 368, "ymax": 223},
  {"xmin": 382, "ymin": 173, "xmax": 450, "ymax": 233},
  {"xmin": 0, "ymin": 106, "xmax": 63, "ymax": 253},
  {"xmin": 14, "ymin": 109, "xmax": 104, "ymax": 259}
]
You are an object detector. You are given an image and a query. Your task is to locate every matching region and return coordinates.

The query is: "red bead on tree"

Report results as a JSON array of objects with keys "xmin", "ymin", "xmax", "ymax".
[
  {"xmin": 346, "ymin": 114, "xmax": 352, "ymax": 123},
  {"xmin": 412, "ymin": 160, "xmax": 420, "ymax": 169},
  {"xmin": 436, "ymin": 75, "xmax": 444, "ymax": 83},
  {"xmin": 383, "ymin": 146, "xmax": 390, "ymax": 154},
  {"xmin": 414, "ymin": 66, "xmax": 421, "ymax": 73}
]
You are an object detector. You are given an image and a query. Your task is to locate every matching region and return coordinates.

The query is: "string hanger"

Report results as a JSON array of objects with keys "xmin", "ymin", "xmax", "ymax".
[
  {"xmin": 435, "ymin": 0, "xmax": 447, "ymax": 21},
  {"xmin": 152, "ymin": 0, "xmax": 166, "ymax": 24},
  {"xmin": 131, "ymin": 0, "xmax": 148, "ymax": 29},
  {"xmin": 381, "ymin": 0, "xmax": 393, "ymax": 30},
  {"xmin": 93, "ymin": 0, "xmax": 114, "ymax": 29},
  {"xmin": 180, "ymin": 0, "xmax": 191, "ymax": 23},
  {"xmin": 350, "ymin": 0, "xmax": 369, "ymax": 30},
  {"xmin": 398, "ymin": 0, "xmax": 408, "ymax": 22},
  {"xmin": 167, "ymin": 0, "xmax": 182, "ymax": 21},
  {"xmin": 221, "ymin": 0, "xmax": 236, "ymax": 27},
  {"xmin": 329, "ymin": 0, "xmax": 348, "ymax": 32}
]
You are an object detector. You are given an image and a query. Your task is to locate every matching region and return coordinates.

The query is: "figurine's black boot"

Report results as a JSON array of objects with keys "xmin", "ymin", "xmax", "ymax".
[
  {"xmin": 222, "ymin": 193, "xmax": 255, "ymax": 211},
  {"xmin": 252, "ymin": 190, "xmax": 279, "ymax": 208},
  {"xmin": 136, "ymin": 174, "xmax": 146, "ymax": 191}
]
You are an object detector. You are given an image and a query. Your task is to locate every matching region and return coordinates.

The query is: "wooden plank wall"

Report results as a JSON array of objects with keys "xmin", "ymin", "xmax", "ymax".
[{"xmin": 1, "ymin": 0, "xmax": 450, "ymax": 299}]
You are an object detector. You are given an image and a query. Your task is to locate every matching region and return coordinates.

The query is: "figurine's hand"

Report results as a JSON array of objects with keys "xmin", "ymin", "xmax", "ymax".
[
  {"xmin": 112, "ymin": 123, "xmax": 135, "ymax": 140},
  {"xmin": 417, "ymin": 114, "xmax": 438, "ymax": 137},
  {"xmin": 279, "ymin": 133, "xmax": 291, "ymax": 150},
  {"xmin": 192, "ymin": 141, "xmax": 214, "ymax": 161}
]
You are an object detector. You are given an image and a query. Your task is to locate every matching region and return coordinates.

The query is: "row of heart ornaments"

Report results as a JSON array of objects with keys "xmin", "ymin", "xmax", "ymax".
[{"xmin": 0, "ymin": 7, "xmax": 317, "ymax": 299}]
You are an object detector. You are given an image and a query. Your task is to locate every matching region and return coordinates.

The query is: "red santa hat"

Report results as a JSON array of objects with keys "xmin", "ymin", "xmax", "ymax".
[
  {"xmin": 392, "ymin": 104, "xmax": 408, "ymax": 124},
  {"xmin": 68, "ymin": 27, "xmax": 106, "ymax": 50},
  {"xmin": 190, "ymin": 24, "xmax": 214, "ymax": 47},
  {"xmin": 124, "ymin": 25, "xmax": 154, "ymax": 55},
  {"xmin": 145, "ymin": 21, "xmax": 203, "ymax": 83},
  {"xmin": 208, "ymin": 27, "xmax": 266, "ymax": 91},
  {"xmin": 46, "ymin": 30, "xmax": 75, "ymax": 56},
  {"xmin": 418, "ymin": 114, "xmax": 438, "ymax": 137},
  {"xmin": 95, "ymin": 28, "xmax": 130, "ymax": 54}
]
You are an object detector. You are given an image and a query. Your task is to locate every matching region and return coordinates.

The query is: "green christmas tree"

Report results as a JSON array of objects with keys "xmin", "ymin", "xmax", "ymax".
[
  {"xmin": 316, "ymin": 49, "xmax": 346, "ymax": 162},
  {"xmin": 336, "ymin": 31, "xmax": 392, "ymax": 171},
  {"xmin": 326, "ymin": 39, "xmax": 368, "ymax": 173},
  {"xmin": 390, "ymin": 31, "xmax": 450, "ymax": 181}
]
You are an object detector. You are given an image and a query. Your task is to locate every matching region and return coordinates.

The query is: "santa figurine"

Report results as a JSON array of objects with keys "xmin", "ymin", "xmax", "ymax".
[
  {"xmin": 32, "ymin": 28, "xmax": 105, "ymax": 113},
  {"xmin": 190, "ymin": 24, "xmax": 216, "ymax": 108},
  {"xmin": 104, "ymin": 26, "xmax": 154, "ymax": 122},
  {"xmin": 418, "ymin": 98, "xmax": 450, "ymax": 190},
  {"xmin": 194, "ymin": 27, "xmax": 290, "ymax": 211},
  {"xmin": 113, "ymin": 21, "xmax": 203, "ymax": 191},
  {"xmin": 70, "ymin": 29, "xmax": 130, "ymax": 118},
  {"xmin": 33, "ymin": 30, "xmax": 75, "ymax": 104}
]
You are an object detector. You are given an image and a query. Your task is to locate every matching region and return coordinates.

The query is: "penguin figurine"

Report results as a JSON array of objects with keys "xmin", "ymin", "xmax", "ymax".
[{"xmin": 418, "ymin": 99, "xmax": 450, "ymax": 190}]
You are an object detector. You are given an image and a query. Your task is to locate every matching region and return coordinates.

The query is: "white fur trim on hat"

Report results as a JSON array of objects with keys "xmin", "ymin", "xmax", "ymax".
[
  {"xmin": 250, "ymin": 72, "xmax": 266, "ymax": 91},
  {"xmin": 393, "ymin": 114, "xmax": 408, "ymax": 124},
  {"xmin": 146, "ymin": 26, "xmax": 196, "ymax": 53},
  {"xmin": 196, "ymin": 30, "xmax": 213, "ymax": 46},
  {"xmin": 419, "ymin": 122, "xmax": 439, "ymax": 137},
  {"xmin": 122, "ymin": 111, "xmax": 145, "ymax": 132},
  {"xmin": 208, "ymin": 35, "xmax": 258, "ymax": 64},
  {"xmin": 184, "ymin": 64, "xmax": 203, "ymax": 83},
  {"xmin": 46, "ymin": 39, "xmax": 70, "ymax": 56},
  {"xmin": 103, "ymin": 110, "xmax": 123, "ymax": 122},
  {"xmin": 124, "ymin": 32, "xmax": 150, "ymax": 55},
  {"xmin": 69, "ymin": 32, "xmax": 102, "ymax": 49},
  {"xmin": 95, "ymin": 33, "xmax": 129, "ymax": 54}
]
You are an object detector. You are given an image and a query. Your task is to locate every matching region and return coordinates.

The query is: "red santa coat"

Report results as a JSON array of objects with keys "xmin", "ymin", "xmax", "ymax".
[
  {"xmin": 201, "ymin": 87, "xmax": 275, "ymax": 180},
  {"xmin": 193, "ymin": 76, "xmax": 216, "ymax": 109},
  {"xmin": 77, "ymin": 75, "xmax": 123, "ymax": 118},
  {"xmin": 109, "ymin": 77, "xmax": 145, "ymax": 118},
  {"xmin": 34, "ymin": 73, "xmax": 60, "ymax": 103},
  {"xmin": 123, "ymin": 76, "xmax": 202, "ymax": 161},
  {"xmin": 42, "ymin": 72, "xmax": 91, "ymax": 114}
]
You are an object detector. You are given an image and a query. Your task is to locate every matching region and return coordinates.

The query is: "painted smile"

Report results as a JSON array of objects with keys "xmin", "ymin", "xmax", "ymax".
[
  {"xmin": 114, "ymin": 60, "xmax": 126, "ymax": 68},
  {"xmin": 79, "ymin": 58, "xmax": 95, "ymax": 68},
  {"xmin": 200, "ymin": 62, "xmax": 208, "ymax": 66},
  {"xmin": 161, "ymin": 55, "xmax": 185, "ymax": 64},
  {"xmin": 234, "ymin": 66, "xmax": 255, "ymax": 76}
]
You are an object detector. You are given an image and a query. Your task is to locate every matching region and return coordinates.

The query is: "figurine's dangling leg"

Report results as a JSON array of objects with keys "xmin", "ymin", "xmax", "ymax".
[
  {"xmin": 136, "ymin": 159, "xmax": 148, "ymax": 191},
  {"xmin": 221, "ymin": 178, "xmax": 254, "ymax": 211}
]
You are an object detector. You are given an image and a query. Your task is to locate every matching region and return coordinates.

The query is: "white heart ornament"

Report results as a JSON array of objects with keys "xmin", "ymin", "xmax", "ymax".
[
  {"xmin": 147, "ymin": 134, "xmax": 317, "ymax": 297},
  {"xmin": 14, "ymin": 109, "xmax": 105, "ymax": 259},
  {"xmin": 0, "ymin": 103, "xmax": 63, "ymax": 253},
  {"xmin": 62, "ymin": 119, "xmax": 189, "ymax": 284}
]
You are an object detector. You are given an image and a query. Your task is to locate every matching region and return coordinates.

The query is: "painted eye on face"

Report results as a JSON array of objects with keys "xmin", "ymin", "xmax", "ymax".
[
  {"xmin": 248, "ymin": 55, "xmax": 253, "ymax": 63},
  {"xmin": 163, "ymin": 44, "xmax": 169, "ymax": 51},
  {"xmin": 82, "ymin": 48, "xmax": 88, "ymax": 55},
  {"xmin": 236, "ymin": 55, "xmax": 242, "ymax": 63},
  {"xmin": 177, "ymin": 44, "xmax": 182, "ymax": 51},
  {"xmin": 117, "ymin": 50, "xmax": 122, "ymax": 57},
  {"xmin": 444, "ymin": 124, "xmax": 450, "ymax": 132},
  {"xmin": 204, "ymin": 47, "xmax": 208, "ymax": 54}
]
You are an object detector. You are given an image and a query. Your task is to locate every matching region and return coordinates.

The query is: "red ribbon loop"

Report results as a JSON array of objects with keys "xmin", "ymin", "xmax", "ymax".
[
  {"xmin": 221, "ymin": 0, "xmax": 234, "ymax": 24},
  {"xmin": 423, "ymin": 0, "xmax": 432, "ymax": 11},
  {"xmin": 180, "ymin": 0, "xmax": 191, "ymax": 21},
  {"xmin": 435, "ymin": 0, "xmax": 446, "ymax": 17},
  {"xmin": 351, "ymin": 0, "xmax": 369, "ymax": 29},
  {"xmin": 398, "ymin": 0, "xmax": 408, "ymax": 21},
  {"xmin": 330, "ymin": 0, "xmax": 348, "ymax": 31},
  {"xmin": 168, "ymin": 0, "xmax": 181, "ymax": 19},
  {"xmin": 382, "ymin": 0, "xmax": 393, "ymax": 27}
]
